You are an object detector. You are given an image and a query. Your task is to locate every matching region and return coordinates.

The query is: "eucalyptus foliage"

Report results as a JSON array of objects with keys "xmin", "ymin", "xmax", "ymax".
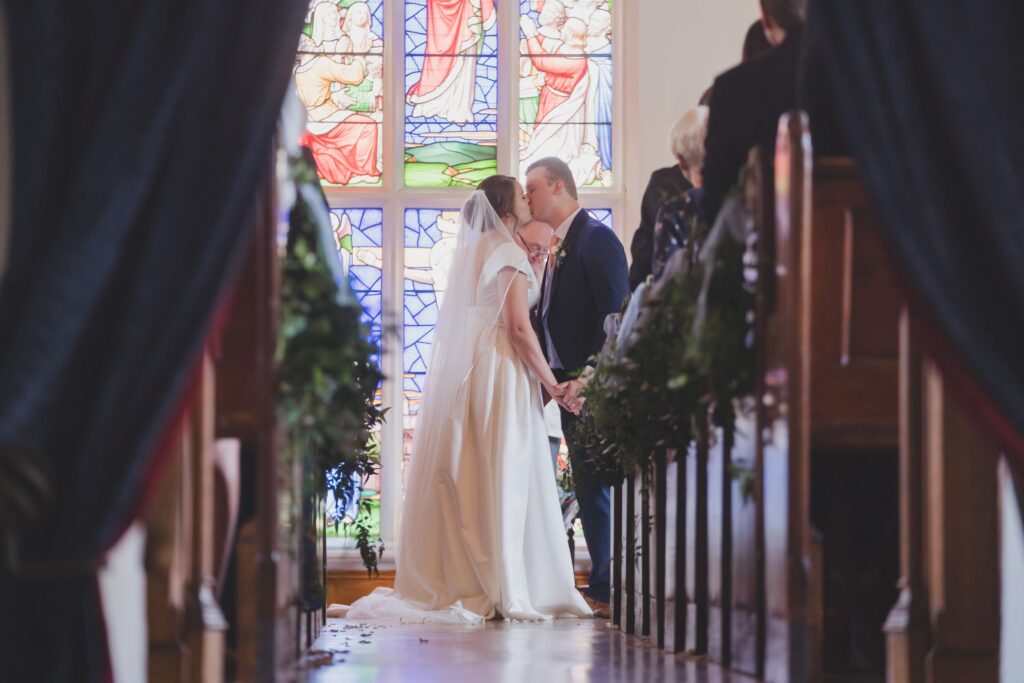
[
  {"xmin": 278, "ymin": 153, "xmax": 386, "ymax": 574},
  {"xmin": 576, "ymin": 196, "xmax": 757, "ymax": 483}
]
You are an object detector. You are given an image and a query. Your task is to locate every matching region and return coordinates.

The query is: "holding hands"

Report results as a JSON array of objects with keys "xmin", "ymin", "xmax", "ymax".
[{"xmin": 547, "ymin": 380, "xmax": 585, "ymax": 415}]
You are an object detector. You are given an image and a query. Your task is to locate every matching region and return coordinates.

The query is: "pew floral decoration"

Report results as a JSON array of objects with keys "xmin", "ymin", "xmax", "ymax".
[
  {"xmin": 575, "ymin": 230, "xmax": 706, "ymax": 482},
  {"xmin": 278, "ymin": 149, "xmax": 387, "ymax": 576},
  {"xmin": 575, "ymin": 181, "xmax": 757, "ymax": 486}
]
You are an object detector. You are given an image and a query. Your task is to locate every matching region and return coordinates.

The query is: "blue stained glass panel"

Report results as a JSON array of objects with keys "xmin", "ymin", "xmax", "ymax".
[
  {"xmin": 332, "ymin": 208, "xmax": 384, "ymax": 371},
  {"xmin": 587, "ymin": 208, "xmax": 613, "ymax": 230},
  {"xmin": 405, "ymin": 0, "xmax": 497, "ymax": 57},
  {"xmin": 328, "ymin": 207, "xmax": 384, "ymax": 532},
  {"xmin": 402, "ymin": 208, "xmax": 461, "ymax": 421},
  {"xmin": 404, "ymin": 55, "xmax": 498, "ymax": 140}
]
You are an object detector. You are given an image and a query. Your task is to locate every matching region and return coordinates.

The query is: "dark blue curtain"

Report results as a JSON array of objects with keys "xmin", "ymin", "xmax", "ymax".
[
  {"xmin": 0, "ymin": 1, "xmax": 305, "ymax": 679},
  {"xmin": 810, "ymin": 0, "xmax": 1024, "ymax": 460}
]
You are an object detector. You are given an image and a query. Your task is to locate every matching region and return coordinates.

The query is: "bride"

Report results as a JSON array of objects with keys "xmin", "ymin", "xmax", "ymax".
[{"xmin": 345, "ymin": 175, "xmax": 593, "ymax": 623}]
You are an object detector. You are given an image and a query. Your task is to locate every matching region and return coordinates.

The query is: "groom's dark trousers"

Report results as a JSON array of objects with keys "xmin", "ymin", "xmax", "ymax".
[
  {"xmin": 555, "ymin": 369, "xmax": 612, "ymax": 604},
  {"xmin": 537, "ymin": 210, "xmax": 629, "ymax": 605}
]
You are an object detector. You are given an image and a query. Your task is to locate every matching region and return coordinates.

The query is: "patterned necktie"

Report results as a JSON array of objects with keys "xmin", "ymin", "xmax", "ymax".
[{"xmin": 543, "ymin": 236, "xmax": 560, "ymax": 317}]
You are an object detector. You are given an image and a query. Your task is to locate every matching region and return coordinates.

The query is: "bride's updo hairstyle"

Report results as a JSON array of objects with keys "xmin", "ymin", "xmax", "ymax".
[{"xmin": 477, "ymin": 175, "xmax": 519, "ymax": 219}]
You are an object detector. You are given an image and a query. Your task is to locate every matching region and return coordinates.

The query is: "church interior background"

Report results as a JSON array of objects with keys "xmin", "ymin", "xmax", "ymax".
[{"xmin": 3, "ymin": 0, "xmax": 1024, "ymax": 681}]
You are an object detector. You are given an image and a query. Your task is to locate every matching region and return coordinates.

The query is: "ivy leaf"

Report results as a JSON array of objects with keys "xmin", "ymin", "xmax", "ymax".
[{"xmin": 667, "ymin": 374, "xmax": 689, "ymax": 390}]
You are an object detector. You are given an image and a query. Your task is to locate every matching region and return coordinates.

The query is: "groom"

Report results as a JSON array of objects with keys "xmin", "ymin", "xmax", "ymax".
[{"xmin": 525, "ymin": 157, "xmax": 629, "ymax": 615}]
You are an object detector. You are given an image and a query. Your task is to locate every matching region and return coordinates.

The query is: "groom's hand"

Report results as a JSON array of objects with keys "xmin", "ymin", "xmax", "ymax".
[
  {"xmin": 553, "ymin": 380, "xmax": 583, "ymax": 414},
  {"xmin": 564, "ymin": 380, "xmax": 586, "ymax": 413},
  {"xmin": 549, "ymin": 382, "xmax": 577, "ymax": 415}
]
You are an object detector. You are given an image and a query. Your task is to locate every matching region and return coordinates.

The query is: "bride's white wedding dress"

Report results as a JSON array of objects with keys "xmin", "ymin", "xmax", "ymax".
[{"xmin": 345, "ymin": 192, "xmax": 592, "ymax": 624}]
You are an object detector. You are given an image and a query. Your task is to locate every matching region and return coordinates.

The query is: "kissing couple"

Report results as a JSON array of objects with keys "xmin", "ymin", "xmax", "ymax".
[{"xmin": 344, "ymin": 157, "xmax": 629, "ymax": 623}]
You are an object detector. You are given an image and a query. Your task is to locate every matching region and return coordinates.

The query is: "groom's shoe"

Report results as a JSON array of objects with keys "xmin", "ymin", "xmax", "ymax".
[{"xmin": 582, "ymin": 594, "xmax": 611, "ymax": 619}]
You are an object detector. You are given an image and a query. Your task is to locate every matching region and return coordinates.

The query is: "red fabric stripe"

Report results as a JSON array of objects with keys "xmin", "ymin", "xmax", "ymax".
[
  {"xmin": 899, "ymin": 278, "xmax": 1024, "ymax": 467},
  {"xmin": 101, "ymin": 284, "xmax": 239, "ymax": 555}
]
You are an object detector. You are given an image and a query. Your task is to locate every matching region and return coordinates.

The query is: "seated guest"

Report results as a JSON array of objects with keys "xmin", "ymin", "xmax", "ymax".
[
  {"xmin": 519, "ymin": 218, "xmax": 555, "ymax": 360},
  {"xmin": 628, "ymin": 129, "xmax": 694, "ymax": 289},
  {"xmin": 700, "ymin": 0, "xmax": 806, "ymax": 224},
  {"xmin": 652, "ymin": 106, "xmax": 709, "ymax": 280},
  {"xmin": 742, "ymin": 18, "xmax": 773, "ymax": 61},
  {"xmin": 517, "ymin": 218, "xmax": 555, "ymax": 281},
  {"xmin": 698, "ymin": 21, "xmax": 774, "ymax": 139}
]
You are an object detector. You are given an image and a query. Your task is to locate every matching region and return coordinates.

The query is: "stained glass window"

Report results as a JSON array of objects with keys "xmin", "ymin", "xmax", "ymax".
[
  {"xmin": 328, "ymin": 208, "xmax": 384, "ymax": 537},
  {"xmin": 518, "ymin": 0, "xmax": 613, "ymax": 187},
  {"xmin": 402, "ymin": 209, "xmax": 461, "ymax": 429},
  {"xmin": 587, "ymin": 208, "xmax": 613, "ymax": 229},
  {"xmin": 333, "ymin": 208, "xmax": 384, "ymax": 367},
  {"xmin": 404, "ymin": 1, "xmax": 499, "ymax": 187},
  {"xmin": 297, "ymin": 3, "xmax": 622, "ymax": 544},
  {"xmin": 297, "ymin": 0, "xmax": 385, "ymax": 187}
]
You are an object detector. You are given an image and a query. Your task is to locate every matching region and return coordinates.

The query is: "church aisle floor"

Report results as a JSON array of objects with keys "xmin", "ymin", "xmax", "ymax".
[{"xmin": 295, "ymin": 617, "xmax": 746, "ymax": 682}]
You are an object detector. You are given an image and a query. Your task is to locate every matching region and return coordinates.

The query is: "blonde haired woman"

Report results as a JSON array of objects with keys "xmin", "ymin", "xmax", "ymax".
[{"xmin": 652, "ymin": 106, "xmax": 710, "ymax": 280}]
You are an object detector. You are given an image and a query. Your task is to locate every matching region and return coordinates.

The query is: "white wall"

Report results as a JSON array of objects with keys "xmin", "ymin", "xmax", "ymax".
[{"xmin": 622, "ymin": 0, "xmax": 758, "ymax": 249}]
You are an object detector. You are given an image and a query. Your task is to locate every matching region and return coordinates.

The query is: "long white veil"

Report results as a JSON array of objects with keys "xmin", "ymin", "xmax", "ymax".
[
  {"xmin": 410, "ymin": 190, "xmax": 515, "ymax": 417},
  {"xmin": 388, "ymin": 190, "xmax": 521, "ymax": 615}
]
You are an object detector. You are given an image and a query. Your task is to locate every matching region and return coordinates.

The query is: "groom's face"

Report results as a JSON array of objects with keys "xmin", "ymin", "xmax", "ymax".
[{"xmin": 525, "ymin": 167, "xmax": 558, "ymax": 223}]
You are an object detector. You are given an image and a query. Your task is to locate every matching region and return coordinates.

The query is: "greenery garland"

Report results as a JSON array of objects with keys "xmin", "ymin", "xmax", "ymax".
[
  {"xmin": 686, "ymin": 228, "xmax": 757, "ymax": 443},
  {"xmin": 576, "ymin": 190, "xmax": 757, "ymax": 484},
  {"xmin": 575, "ymin": 214, "xmax": 706, "ymax": 481},
  {"xmin": 278, "ymin": 152, "xmax": 386, "ymax": 575}
]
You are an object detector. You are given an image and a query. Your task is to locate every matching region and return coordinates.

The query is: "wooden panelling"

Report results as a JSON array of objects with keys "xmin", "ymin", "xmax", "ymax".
[{"xmin": 807, "ymin": 160, "xmax": 900, "ymax": 450}]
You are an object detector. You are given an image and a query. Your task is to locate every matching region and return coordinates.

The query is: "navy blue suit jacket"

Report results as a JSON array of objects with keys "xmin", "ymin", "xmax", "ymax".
[{"xmin": 537, "ymin": 210, "xmax": 630, "ymax": 373}]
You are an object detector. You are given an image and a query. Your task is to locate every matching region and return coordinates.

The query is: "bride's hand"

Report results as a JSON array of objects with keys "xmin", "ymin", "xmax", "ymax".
[
  {"xmin": 547, "ymin": 382, "xmax": 567, "ymax": 400},
  {"xmin": 550, "ymin": 382, "xmax": 583, "ymax": 415}
]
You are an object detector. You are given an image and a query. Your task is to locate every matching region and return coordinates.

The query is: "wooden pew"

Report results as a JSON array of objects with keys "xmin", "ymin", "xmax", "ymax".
[
  {"xmin": 884, "ymin": 309, "xmax": 1001, "ymax": 683},
  {"xmin": 613, "ymin": 469, "xmax": 648, "ymax": 638},
  {"xmin": 618, "ymin": 448, "xmax": 682, "ymax": 650},
  {"xmin": 662, "ymin": 448, "xmax": 687, "ymax": 653},
  {"xmin": 620, "ymin": 472, "xmax": 639, "ymax": 635},
  {"xmin": 615, "ymin": 110, "xmax": 904, "ymax": 680},
  {"xmin": 617, "ymin": 108, "xmax": 1008, "ymax": 681},
  {"xmin": 214, "ymin": 191, "xmax": 306, "ymax": 682},
  {"xmin": 751, "ymin": 112, "xmax": 903, "ymax": 680},
  {"xmin": 678, "ymin": 112, "xmax": 901, "ymax": 678},
  {"xmin": 612, "ymin": 480, "xmax": 624, "ymax": 628},
  {"xmin": 145, "ymin": 352, "xmax": 228, "ymax": 683}
]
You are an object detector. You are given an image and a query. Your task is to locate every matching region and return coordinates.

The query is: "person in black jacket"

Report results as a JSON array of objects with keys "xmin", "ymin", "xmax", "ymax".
[
  {"xmin": 638, "ymin": 16, "xmax": 776, "ymax": 290},
  {"xmin": 627, "ymin": 161, "xmax": 691, "ymax": 289},
  {"xmin": 742, "ymin": 18, "xmax": 773, "ymax": 61},
  {"xmin": 700, "ymin": 0, "xmax": 806, "ymax": 225}
]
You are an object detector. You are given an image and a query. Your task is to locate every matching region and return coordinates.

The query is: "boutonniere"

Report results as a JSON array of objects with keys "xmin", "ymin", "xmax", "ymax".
[{"xmin": 553, "ymin": 242, "xmax": 569, "ymax": 267}]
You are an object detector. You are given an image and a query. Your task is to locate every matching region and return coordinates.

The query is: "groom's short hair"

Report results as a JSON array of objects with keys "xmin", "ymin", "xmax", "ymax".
[{"xmin": 526, "ymin": 157, "xmax": 578, "ymax": 200}]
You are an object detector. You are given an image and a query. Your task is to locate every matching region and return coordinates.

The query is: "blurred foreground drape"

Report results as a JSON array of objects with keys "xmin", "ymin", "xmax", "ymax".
[
  {"xmin": 810, "ymin": 1, "xmax": 1024, "ymax": 466},
  {"xmin": 0, "ymin": 1, "xmax": 305, "ymax": 679}
]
